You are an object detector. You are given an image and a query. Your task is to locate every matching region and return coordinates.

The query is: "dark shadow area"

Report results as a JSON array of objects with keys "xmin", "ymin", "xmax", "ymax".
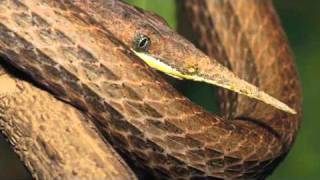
[{"xmin": 0, "ymin": 134, "xmax": 32, "ymax": 180}]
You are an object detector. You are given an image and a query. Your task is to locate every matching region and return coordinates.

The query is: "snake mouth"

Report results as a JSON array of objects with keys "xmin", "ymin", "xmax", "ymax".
[{"xmin": 132, "ymin": 50, "xmax": 297, "ymax": 115}]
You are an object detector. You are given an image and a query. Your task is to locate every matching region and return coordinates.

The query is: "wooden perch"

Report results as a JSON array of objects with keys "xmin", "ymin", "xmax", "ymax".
[{"xmin": 0, "ymin": 64, "xmax": 137, "ymax": 180}]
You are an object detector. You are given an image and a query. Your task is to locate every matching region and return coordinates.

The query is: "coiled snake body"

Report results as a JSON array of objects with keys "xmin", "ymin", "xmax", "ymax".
[{"xmin": 0, "ymin": 0, "xmax": 302, "ymax": 179}]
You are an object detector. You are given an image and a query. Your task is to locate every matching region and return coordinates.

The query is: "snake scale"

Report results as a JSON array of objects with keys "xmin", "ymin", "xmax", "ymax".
[{"xmin": 0, "ymin": 0, "xmax": 301, "ymax": 179}]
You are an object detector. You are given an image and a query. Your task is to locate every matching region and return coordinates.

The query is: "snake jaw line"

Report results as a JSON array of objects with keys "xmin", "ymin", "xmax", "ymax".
[
  {"xmin": 132, "ymin": 50, "xmax": 185, "ymax": 79},
  {"xmin": 132, "ymin": 50, "xmax": 297, "ymax": 115}
]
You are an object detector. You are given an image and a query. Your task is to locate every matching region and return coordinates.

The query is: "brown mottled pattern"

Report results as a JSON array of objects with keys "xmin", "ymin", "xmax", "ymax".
[
  {"xmin": 184, "ymin": 0, "xmax": 302, "ymax": 177},
  {"xmin": 185, "ymin": 0, "xmax": 302, "ymax": 149},
  {"xmin": 0, "ymin": 0, "xmax": 301, "ymax": 179},
  {"xmin": 0, "ymin": 62, "xmax": 137, "ymax": 180},
  {"xmin": 183, "ymin": 0, "xmax": 238, "ymax": 120},
  {"xmin": 185, "ymin": 0, "xmax": 261, "ymax": 119}
]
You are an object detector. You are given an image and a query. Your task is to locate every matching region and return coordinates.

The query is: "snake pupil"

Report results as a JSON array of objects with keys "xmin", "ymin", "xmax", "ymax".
[{"xmin": 134, "ymin": 34, "xmax": 150, "ymax": 52}]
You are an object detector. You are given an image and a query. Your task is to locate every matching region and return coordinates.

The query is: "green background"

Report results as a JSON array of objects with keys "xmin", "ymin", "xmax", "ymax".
[{"xmin": 1, "ymin": 0, "xmax": 319, "ymax": 179}]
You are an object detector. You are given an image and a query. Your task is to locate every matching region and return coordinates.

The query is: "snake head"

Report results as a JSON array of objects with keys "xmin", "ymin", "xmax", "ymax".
[{"xmin": 106, "ymin": 1, "xmax": 296, "ymax": 114}]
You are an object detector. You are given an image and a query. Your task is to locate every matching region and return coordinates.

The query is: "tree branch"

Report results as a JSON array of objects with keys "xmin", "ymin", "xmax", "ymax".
[{"xmin": 0, "ymin": 64, "xmax": 136, "ymax": 180}]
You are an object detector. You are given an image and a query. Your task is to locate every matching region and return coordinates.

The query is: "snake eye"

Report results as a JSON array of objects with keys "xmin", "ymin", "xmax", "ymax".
[{"xmin": 134, "ymin": 34, "xmax": 151, "ymax": 52}]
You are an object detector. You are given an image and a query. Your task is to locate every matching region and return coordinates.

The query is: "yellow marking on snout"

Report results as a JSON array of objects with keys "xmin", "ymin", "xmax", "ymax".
[{"xmin": 132, "ymin": 50, "xmax": 297, "ymax": 114}]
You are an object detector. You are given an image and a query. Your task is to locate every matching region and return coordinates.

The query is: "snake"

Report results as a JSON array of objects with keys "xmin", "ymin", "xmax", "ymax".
[{"xmin": 0, "ymin": 0, "xmax": 302, "ymax": 179}]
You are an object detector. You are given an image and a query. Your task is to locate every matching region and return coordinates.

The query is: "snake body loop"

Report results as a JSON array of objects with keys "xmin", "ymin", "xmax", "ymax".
[
  {"xmin": 184, "ymin": 0, "xmax": 302, "ymax": 149},
  {"xmin": 0, "ymin": 0, "xmax": 301, "ymax": 179}
]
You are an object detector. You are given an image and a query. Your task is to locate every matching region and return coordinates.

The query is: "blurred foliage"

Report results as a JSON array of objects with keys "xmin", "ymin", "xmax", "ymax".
[
  {"xmin": 271, "ymin": 1, "xmax": 320, "ymax": 179},
  {"xmin": 1, "ymin": 0, "xmax": 319, "ymax": 179}
]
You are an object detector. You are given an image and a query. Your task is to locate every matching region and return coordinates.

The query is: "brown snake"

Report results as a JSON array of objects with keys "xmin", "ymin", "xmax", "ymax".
[{"xmin": 0, "ymin": 0, "xmax": 302, "ymax": 179}]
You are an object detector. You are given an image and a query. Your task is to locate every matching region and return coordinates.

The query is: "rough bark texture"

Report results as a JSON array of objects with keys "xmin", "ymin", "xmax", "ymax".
[
  {"xmin": 0, "ymin": 0, "xmax": 302, "ymax": 179},
  {"xmin": 0, "ymin": 64, "xmax": 136, "ymax": 180}
]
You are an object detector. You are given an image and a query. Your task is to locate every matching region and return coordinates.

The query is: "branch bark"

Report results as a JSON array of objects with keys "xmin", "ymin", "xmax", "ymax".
[{"xmin": 0, "ymin": 64, "xmax": 136, "ymax": 180}]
